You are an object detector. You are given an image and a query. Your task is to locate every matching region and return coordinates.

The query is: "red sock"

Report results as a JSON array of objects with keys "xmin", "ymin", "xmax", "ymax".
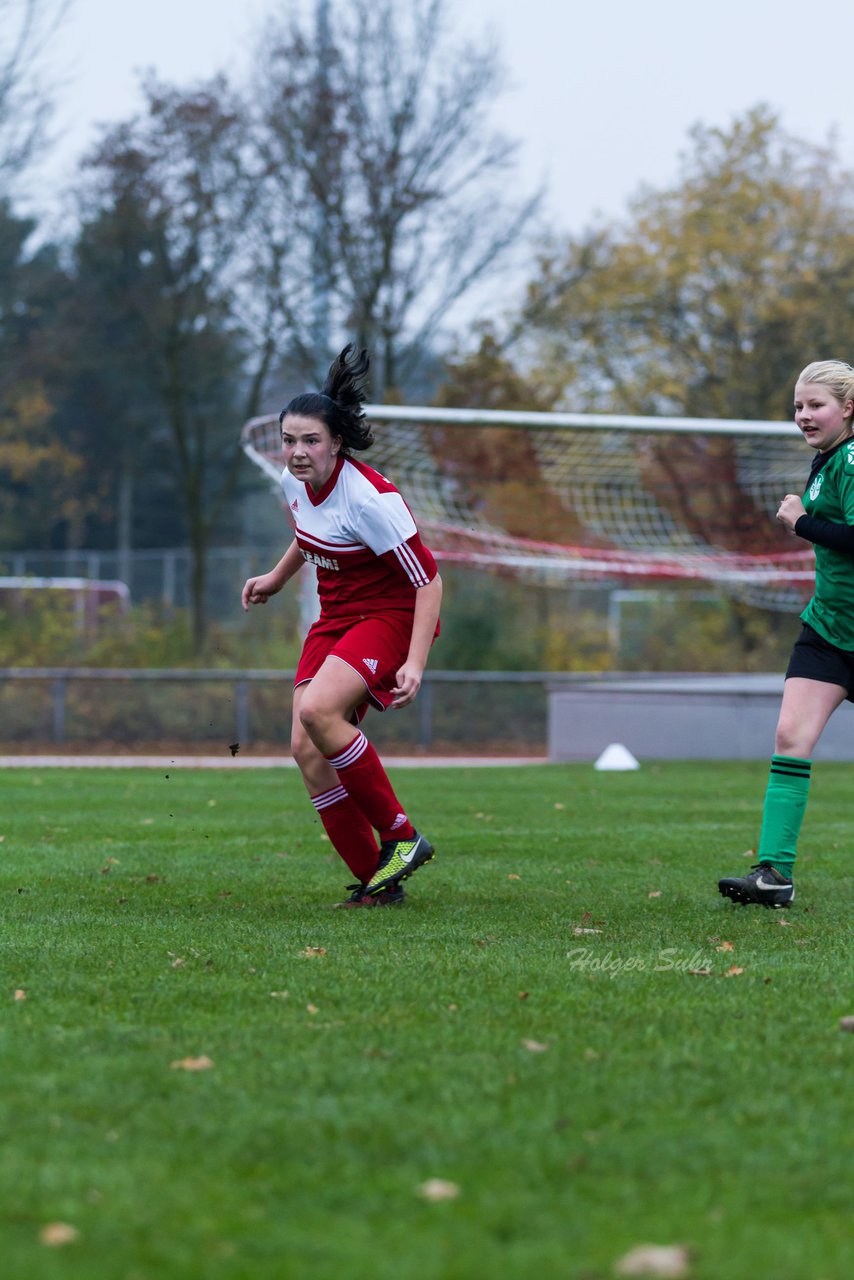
[
  {"xmin": 310, "ymin": 784, "xmax": 379, "ymax": 882},
  {"xmin": 326, "ymin": 731, "xmax": 415, "ymax": 843}
]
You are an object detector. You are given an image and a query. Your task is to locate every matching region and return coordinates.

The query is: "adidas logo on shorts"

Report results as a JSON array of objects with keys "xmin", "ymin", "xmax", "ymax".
[{"xmin": 363, "ymin": 657, "xmax": 378, "ymax": 674}]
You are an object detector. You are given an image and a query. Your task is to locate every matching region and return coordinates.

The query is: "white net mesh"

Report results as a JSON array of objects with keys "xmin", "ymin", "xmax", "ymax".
[{"xmin": 241, "ymin": 407, "xmax": 814, "ymax": 611}]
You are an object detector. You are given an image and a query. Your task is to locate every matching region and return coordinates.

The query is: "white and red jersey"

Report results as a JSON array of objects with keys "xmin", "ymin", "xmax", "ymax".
[{"xmin": 280, "ymin": 454, "xmax": 438, "ymax": 617}]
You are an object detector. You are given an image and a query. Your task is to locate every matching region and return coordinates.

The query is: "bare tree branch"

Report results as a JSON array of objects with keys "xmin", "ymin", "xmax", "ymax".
[
  {"xmin": 0, "ymin": 0, "xmax": 69, "ymax": 191},
  {"xmin": 248, "ymin": 0, "xmax": 541, "ymax": 398}
]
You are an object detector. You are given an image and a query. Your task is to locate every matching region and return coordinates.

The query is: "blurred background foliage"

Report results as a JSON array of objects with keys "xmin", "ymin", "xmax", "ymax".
[{"xmin": 2, "ymin": 2, "xmax": 847, "ymax": 669}]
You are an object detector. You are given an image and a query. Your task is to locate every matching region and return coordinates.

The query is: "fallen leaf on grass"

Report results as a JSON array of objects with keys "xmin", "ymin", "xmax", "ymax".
[
  {"xmin": 40, "ymin": 1223, "xmax": 80, "ymax": 1247},
  {"xmin": 518, "ymin": 991, "xmax": 530, "ymax": 1000},
  {"xmin": 416, "ymin": 1179, "xmax": 460, "ymax": 1202},
  {"xmin": 724, "ymin": 966, "xmax": 745, "ymax": 978},
  {"xmin": 614, "ymin": 1242, "xmax": 691, "ymax": 1277},
  {"xmin": 521, "ymin": 1038, "xmax": 549, "ymax": 1053},
  {"xmin": 13, "ymin": 988, "xmax": 26, "ymax": 1001},
  {"xmin": 507, "ymin": 873, "xmax": 521, "ymax": 880},
  {"xmin": 170, "ymin": 1055, "xmax": 214, "ymax": 1072},
  {"xmin": 839, "ymin": 1016, "xmax": 854, "ymax": 1033},
  {"xmin": 648, "ymin": 891, "xmax": 662, "ymax": 899},
  {"xmin": 170, "ymin": 957, "xmax": 186, "ymax": 969},
  {"xmin": 270, "ymin": 991, "xmax": 289, "ymax": 999},
  {"xmin": 300, "ymin": 946, "xmax": 327, "ymax": 958},
  {"xmin": 306, "ymin": 1003, "xmax": 319, "ymax": 1015},
  {"xmin": 716, "ymin": 941, "xmax": 734, "ymax": 952}
]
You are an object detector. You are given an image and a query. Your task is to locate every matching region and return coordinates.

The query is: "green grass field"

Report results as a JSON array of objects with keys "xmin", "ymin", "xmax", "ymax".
[{"xmin": 1, "ymin": 762, "xmax": 851, "ymax": 1280}]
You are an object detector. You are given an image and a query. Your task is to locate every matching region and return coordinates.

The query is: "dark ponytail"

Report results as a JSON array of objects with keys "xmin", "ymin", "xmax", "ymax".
[{"xmin": 280, "ymin": 344, "xmax": 375, "ymax": 453}]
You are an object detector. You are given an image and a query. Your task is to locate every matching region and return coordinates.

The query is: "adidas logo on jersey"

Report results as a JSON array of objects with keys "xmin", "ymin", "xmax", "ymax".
[{"xmin": 363, "ymin": 658, "xmax": 379, "ymax": 674}]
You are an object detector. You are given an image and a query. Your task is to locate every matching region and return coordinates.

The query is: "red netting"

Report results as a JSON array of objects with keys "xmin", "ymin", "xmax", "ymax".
[{"xmin": 241, "ymin": 410, "xmax": 814, "ymax": 609}]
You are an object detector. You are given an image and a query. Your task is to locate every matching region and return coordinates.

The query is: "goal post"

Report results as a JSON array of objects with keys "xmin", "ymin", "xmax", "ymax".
[{"xmin": 240, "ymin": 406, "xmax": 813, "ymax": 611}]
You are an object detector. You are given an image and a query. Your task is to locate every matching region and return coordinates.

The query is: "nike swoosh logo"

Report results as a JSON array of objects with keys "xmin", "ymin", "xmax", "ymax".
[
  {"xmin": 398, "ymin": 845, "xmax": 417, "ymax": 863},
  {"xmin": 756, "ymin": 877, "xmax": 790, "ymax": 891}
]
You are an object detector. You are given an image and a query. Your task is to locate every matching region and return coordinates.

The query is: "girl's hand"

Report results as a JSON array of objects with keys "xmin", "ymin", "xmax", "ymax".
[
  {"xmin": 390, "ymin": 661, "xmax": 423, "ymax": 708},
  {"xmin": 777, "ymin": 494, "xmax": 806, "ymax": 532},
  {"xmin": 241, "ymin": 573, "xmax": 283, "ymax": 610}
]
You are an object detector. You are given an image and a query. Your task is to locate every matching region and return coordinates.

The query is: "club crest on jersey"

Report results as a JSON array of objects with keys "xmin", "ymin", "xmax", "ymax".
[
  {"xmin": 362, "ymin": 658, "xmax": 378, "ymax": 674},
  {"xmin": 290, "ymin": 498, "xmax": 299, "ymax": 512},
  {"xmin": 809, "ymin": 474, "xmax": 823, "ymax": 501}
]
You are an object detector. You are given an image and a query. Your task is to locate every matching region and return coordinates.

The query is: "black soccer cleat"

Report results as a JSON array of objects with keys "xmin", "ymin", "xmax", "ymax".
[
  {"xmin": 363, "ymin": 831, "xmax": 435, "ymax": 896},
  {"xmin": 718, "ymin": 863, "xmax": 794, "ymax": 909},
  {"xmin": 335, "ymin": 881, "xmax": 406, "ymax": 909}
]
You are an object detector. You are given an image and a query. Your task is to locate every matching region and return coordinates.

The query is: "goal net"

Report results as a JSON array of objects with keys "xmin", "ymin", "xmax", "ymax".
[{"xmin": 240, "ymin": 406, "xmax": 813, "ymax": 612}]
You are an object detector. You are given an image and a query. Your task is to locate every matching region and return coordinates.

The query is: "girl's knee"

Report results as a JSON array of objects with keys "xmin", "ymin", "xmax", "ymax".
[
  {"xmin": 297, "ymin": 696, "xmax": 324, "ymax": 737},
  {"xmin": 774, "ymin": 714, "xmax": 812, "ymax": 757},
  {"xmin": 290, "ymin": 719, "xmax": 316, "ymax": 766}
]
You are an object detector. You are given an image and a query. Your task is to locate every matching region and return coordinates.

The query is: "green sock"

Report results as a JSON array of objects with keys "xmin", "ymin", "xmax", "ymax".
[{"xmin": 756, "ymin": 755, "xmax": 811, "ymax": 877}]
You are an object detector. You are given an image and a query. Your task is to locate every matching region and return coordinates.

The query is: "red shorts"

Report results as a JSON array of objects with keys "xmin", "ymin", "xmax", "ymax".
[{"xmin": 295, "ymin": 611, "xmax": 415, "ymax": 718}]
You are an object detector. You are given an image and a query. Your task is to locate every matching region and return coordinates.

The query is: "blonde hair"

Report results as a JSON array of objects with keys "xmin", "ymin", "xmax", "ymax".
[{"xmin": 796, "ymin": 360, "xmax": 854, "ymax": 408}]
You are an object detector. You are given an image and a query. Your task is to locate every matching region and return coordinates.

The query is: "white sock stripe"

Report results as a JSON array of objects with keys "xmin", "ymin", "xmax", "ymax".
[
  {"xmin": 311, "ymin": 785, "xmax": 348, "ymax": 811},
  {"xmin": 328, "ymin": 731, "xmax": 368, "ymax": 770}
]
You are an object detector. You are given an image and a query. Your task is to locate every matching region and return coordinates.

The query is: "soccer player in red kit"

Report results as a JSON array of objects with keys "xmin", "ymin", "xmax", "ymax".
[{"xmin": 241, "ymin": 346, "xmax": 441, "ymax": 906}]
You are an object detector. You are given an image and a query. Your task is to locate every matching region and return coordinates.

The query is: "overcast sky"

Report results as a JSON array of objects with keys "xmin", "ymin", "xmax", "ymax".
[{"xmin": 31, "ymin": 0, "xmax": 854, "ymax": 238}]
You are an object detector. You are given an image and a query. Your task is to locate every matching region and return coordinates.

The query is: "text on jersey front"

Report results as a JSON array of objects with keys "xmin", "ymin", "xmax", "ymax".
[{"xmin": 301, "ymin": 548, "xmax": 340, "ymax": 571}]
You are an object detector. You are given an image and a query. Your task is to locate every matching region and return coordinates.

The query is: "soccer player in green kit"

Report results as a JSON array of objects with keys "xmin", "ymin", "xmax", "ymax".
[{"xmin": 719, "ymin": 360, "xmax": 854, "ymax": 908}]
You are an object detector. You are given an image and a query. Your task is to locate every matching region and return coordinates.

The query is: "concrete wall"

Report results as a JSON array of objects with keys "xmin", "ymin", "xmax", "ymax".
[{"xmin": 548, "ymin": 674, "xmax": 854, "ymax": 761}]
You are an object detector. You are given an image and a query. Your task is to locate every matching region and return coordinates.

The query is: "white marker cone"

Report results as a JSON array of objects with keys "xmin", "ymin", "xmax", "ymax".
[{"xmin": 594, "ymin": 743, "xmax": 640, "ymax": 771}]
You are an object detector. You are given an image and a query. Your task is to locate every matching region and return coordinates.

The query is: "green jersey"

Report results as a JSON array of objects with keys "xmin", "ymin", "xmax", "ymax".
[{"xmin": 800, "ymin": 436, "xmax": 854, "ymax": 651}]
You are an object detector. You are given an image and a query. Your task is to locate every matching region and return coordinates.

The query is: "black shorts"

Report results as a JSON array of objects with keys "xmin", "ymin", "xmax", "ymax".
[{"xmin": 785, "ymin": 623, "xmax": 854, "ymax": 702}]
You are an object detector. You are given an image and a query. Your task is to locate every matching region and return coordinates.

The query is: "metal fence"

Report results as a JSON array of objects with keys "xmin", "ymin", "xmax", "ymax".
[
  {"xmin": 0, "ymin": 548, "xmax": 275, "ymax": 619},
  {"xmin": 0, "ymin": 668, "xmax": 571, "ymax": 754}
]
